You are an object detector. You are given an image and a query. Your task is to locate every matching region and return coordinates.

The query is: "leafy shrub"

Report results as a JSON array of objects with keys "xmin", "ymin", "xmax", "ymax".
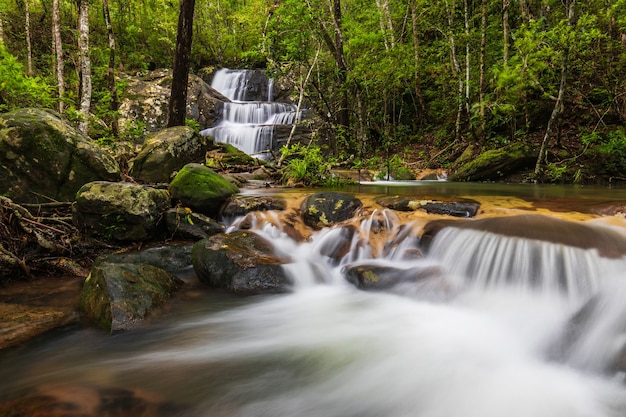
[{"xmin": 0, "ymin": 46, "xmax": 55, "ymax": 111}]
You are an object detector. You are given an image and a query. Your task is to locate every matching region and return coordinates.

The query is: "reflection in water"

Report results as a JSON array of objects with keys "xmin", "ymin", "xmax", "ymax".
[{"xmin": 2, "ymin": 195, "xmax": 626, "ymax": 416}]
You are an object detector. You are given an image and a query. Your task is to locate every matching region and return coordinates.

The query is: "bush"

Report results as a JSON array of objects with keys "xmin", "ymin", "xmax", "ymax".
[{"xmin": 0, "ymin": 46, "xmax": 55, "ymax": 111}]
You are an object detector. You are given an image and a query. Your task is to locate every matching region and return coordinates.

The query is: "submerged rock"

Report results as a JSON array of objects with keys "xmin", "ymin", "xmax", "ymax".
[
  {"xmin": 192, "ymin": 230, "xmax": 291, "ymax": 294},
  {"xmin": 377, "ymin": 196, "xmax": 480, "ymax": 217},
  {"xmin": 129, "ymin": 126, "xmax": 211, "ymax": 183},
  {"xmin": 73, "ymin": 181, "xmax": 171, "ymax": 241},
  {"xmin": 78, "ymin": 262, "xmax": 184, "ymax": 332},
  {"xmin": 169, "ymin": 163, "xmax": 240, "ymax": 217},
  {"xmin": 301, "ymin": 192, "xmax": 362, "ymax": 229},
  {"xmin": 0, "ymin": 108, "xmax": 120, "ymax": 203}
]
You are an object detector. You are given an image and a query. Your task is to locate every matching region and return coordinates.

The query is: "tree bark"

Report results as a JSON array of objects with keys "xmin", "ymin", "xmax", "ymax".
[
  {"xmin": 330, "ymin": 0, "xmax": 349, "ymax": 133},
  {"xmin": 25, "ymin": 0, "xmax": 33, "ymax": 76},
  {"xmin": 102, "ymin": 0, "xmax": 119, "ymax": 136},
  {"xmin": 479, "ymin": 0, "xmax": 487, "ymax": 141},
  {"xmin": 444, "ymin": 0, "xmax": 464, "ymax": 141},
  {"xmin": 78, "ymin": 0, "xmax": 91, "ymax": 134},
  {"xmin": 167, "ymin": 0, "xmax": 196, "ymax": 128},
  {"xmin": 503, "ymin": 0, "xmax": 510, "ymax": 63},
  {"xmin": 0, "ymin": 10, "xmax": 4, "ymax": 44},
  {"xmin": 534, "ymin": 0, "xmax": 576, "ymax": 180},
  {"xmin": 52, "ymin": 0, "xmax": 65, "ymax": 114}
]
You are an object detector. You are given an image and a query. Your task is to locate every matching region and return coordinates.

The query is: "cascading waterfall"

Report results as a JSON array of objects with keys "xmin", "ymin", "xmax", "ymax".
[
  {"xmin": 201, "ymin": 68, "xmax": 302, "ymax": 160},
  {"xmin": 1, "ymin": 211, "xmax": 626, "ymax": 417}
]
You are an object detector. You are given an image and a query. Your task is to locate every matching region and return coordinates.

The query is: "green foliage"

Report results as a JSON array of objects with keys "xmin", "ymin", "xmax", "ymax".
[
  {"xmin": 373, "ymin": 154, "xmax": 415, "ymax": 181},
  {"xmin": 0, "ymin": 46, "xmax": 54, "ymax": 111},
  {"xmin": 280, "ymin": 143, "xmax": 346, "ymax": 187}
]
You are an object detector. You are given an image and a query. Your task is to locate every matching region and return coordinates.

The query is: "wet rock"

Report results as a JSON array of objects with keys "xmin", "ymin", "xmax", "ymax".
[
  {"xmin": 129, "ymin": 126, "xmax": 211, "ymax": 183},
  {"xmin": 448, "ymin": 142, "xmax": 538, "ymax": 182},
  {"xmin": 95, "ymin": 244, "xmax": 194, "ymax": 273},
  {"xmin": 192, "ymin": 230, "xmax": 291, "ymax": 294},
  {"xmin": 78, "ymin": 262, "xmax": 184, "ymax": 332},
  {"xmin": 205, "ymin": 142, "xmax": 260, "ymax": 170},
  {"xmin": 118, "ymin": 69, "xmax": 228, "ymax": 132},
  {"xmin": 0, "ymin": 108, "xmax": 120, "ymax": 203},
  {"xmin": 343, "ymin": 263, "xmax": 441, "ymax": 291},
  {"xmin": 221, "ymin": 195, "xmax": 287, "ymax": 219},
  {"xmin": 301, "ymin": 192, "xmax": 362, "ymax": 229},
  {"xmin": 377, "ymin": 196, "xmax": 480, "ymax": 217},
  {"xmin": 169, "ymin": 163, "xmax": 240, "ymax": 217},
  {"xmin": 165, "ymin": 208, "xmax": 225, "ymax": 240},
  {"xmin": 73, "ymin": 181, "xmax": 171, "ymax": 241}
]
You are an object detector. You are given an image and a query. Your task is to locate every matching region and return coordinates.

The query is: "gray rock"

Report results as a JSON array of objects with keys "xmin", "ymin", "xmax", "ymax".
[
  {"xmin": 165, "ymin": 208, "xmax": 225, "ymax": 240},
  {"xmin": 301, "ymin": 192, "xmax": 362, "ymax": 229},
  {"xmin": 95, "ymin": 244, "xmax": 194, "ymax": 273},
  {"xmin": 192, "ymin": 230, "xmax": 291, "ymax": 294},
  {"xmin": 73, "ymin": 181, "xmax": 171, "ymax": 241},
  {"xmin": 129, "ymin": 126, "xmax": 211, "ymax": 183},
  {"xmin": 78, "ymin": 262, "xmax": 183, "ymax": 332},
  {"xmin": 0, "ymin": 108, "xmax": 120, "ymax": 203},
  {"xmin": 377, "ymin": 196, "xmax": 480, "ymax": 217}
]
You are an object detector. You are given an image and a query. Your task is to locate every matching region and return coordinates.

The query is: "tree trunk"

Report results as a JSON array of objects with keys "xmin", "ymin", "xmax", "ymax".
[
  {"xmin": 463, "ymin": 0, "xmax": 470, "ymax": 114},
  {"xmin": 25, "ymin": 0, "xmax": 33, "ymax": 76},
  {"xmin": 330, "ymin": 0, "xmax": 349, "ymax": 133},
  {"xmin": 479, "ymin": 0, "xmax": 487, "ymax": 141},
  {"xmin": 519, "ymin": 0, "xmax": 531, "ymax": 22},
  {"xmin": 167, "ymin": 0, "xmax": 196, "ymax": 128},
  {"xmin": 52, "ymin": 0, "xmax": 65, "ymax": 114},
  {"xmin": 533, "ymin": 0, "xmax": 575, "ymax": 180},
  {"xmin": 78, "ymin": 0, "xmax": 91, "ymax": 134},
  {"xmin": 0, "ymin": 10, "xmax": 4, "ymax": 44},
  {"xmin": 444, "ymin": 0, "xmax": 464, "ymax": 141},
  {"xmin": 102, "ymin": 0, "xmax": 119, "ymax": 136},
  {"xmin": 503, "ymin": 0, "xmax": 510, "ymax": 63},
  {"xmin": 375, "ymin": 0, "xmax": 394, "ymax": 50},
  {"xmin": 410, "ymin": 0, "xmax": 426, "ymax": 119}
]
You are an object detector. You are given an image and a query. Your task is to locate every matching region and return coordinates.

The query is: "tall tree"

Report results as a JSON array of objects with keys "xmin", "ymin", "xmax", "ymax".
[
  {"xmin": 25, "ymin": 0, "xmax": 33, "ymax": 76},
  {"xmin": 503, "ymin": 0, "xmax": 510, "ymax": 62},
  {"xmin": 78, "ymin": 0, "xmax": 91, "ymax": 134},
  {"xmin": 102, "ymin": 0, "xmax": 119, "ymax": 136},
  {"xmin": 52, "ymin": 0, "xmax": 65, "ymax": 114},
  {"xmin": 167, "ymin": 0, "xmax": 195, "ymax": 127}
]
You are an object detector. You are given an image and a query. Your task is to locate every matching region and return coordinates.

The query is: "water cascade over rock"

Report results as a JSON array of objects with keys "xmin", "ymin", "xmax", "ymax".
[{"xmin": 201, "ymin": 68, "xmax": 303, "ymax": 160}]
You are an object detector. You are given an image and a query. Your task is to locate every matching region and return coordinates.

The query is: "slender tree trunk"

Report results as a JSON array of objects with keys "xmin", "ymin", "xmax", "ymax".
[
  {"xmin": 78, "ymin": 0, "xmax": 91, "ymax": 134},
  {"xmin": 25, "ymin": 0, "xmax": 33, "ymax": 76},
  {"xmin": 479, "ymin": 0, "xmax": 487, "ymax": 141},
  {"xmin": 167, "ymin": 0, "xmax": 196, "ymax": 127},
  {"xmin": 519, "ymin": 0, "xmax": 531, "ymax": 22},
  {"xmin": 410, "ymin": 0, "xmax": 426, "ymax": 119},
  {"xmin": 102, "ymin": 0, "xmax": 119, "ymax": 136},
  {"xmin": 0, "ymin": 10, "xmax": 4, "ymax": 44},
  {"xmin": 52, "ymin": 0, "xmax": 65, "ymax": 114},
  {"xmin": 330, "ymin": 0, "xmax": 349, "ymax": 134},
  {"xmin": 463, "ymin": 0, "xmax": 470, "ymax": 114},
  {"xmin": 444, "ymin": 0, "xmax": 464, "ymax": 141},
  {"xmin": 375, "ymin": 0, "xmax": 394, "ymax": 50},
  {"xmin": 503, "ymin": 0, "xmax": 510, "ymax": 63},
  {"xmin": 534, "ymin": 0, "xmax": 575, "ymax": 180}
]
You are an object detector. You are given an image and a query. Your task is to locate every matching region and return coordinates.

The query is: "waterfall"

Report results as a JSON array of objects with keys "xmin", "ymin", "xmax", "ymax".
[{"xmin": 201, "ymin": 68, "xmax": 302, "ymax": 160}]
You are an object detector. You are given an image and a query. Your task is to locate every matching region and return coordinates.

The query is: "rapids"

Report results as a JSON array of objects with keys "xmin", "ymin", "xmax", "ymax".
[{"xmin": 2, "ymin": 197, "xmax": 626, "ymax": 417}]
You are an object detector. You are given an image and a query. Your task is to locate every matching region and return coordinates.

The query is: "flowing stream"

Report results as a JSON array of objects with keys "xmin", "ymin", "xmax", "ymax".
[{"xmin": 2, "ymin": 186, "xmax": 626, "ymax": 417}]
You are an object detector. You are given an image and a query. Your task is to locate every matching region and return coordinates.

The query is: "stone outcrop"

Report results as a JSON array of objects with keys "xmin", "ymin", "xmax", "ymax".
[
  {"xmin": 0, "ymin": 108, "xmax": 120, "ymax": 203},
  {"xmin": 449, "ymin": 142, "xmax": 538, "ymax": 182},
  {"xmin": 168, "ymin": 163, "xmax": 240, "ymax": 217},
  {"xmin": 78, "ymin": 262, "xmax": 183, "ymax": 332},
  {"xmin": 73, "ymin": 181, "xmax": 171, "ymax": 241},
  {"xmin": 118, "ymin": 69, "xmax": 229, "ymax": 132},
  {"xmin": 301, "ymin": 192, "xmax": 362, "ymax": 229},
  {"xmin": 192, "ymin": 230, "xmax": 291, "ymax": 294},
  {"xmin": 129, "ymin": 126, "xmax": 212, "ymax": 183}
]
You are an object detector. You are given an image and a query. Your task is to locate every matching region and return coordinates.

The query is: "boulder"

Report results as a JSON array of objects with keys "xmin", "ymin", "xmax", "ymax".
[
  {"xmin": 205, "ymin": 142, "xmax": 259, "ymax": 170},
  {"xmin": 221, "ymin": 195, "xmax": 287, "ymax": 219},
  {"xmin": 343, "ymin": 263, "xmax": 443, "ymax": 291},
  {"xmin": 377, "ymin": 196, "xmax": 480, "ymax": 217},
  {"xmin": 118, "ymin": 68, "xmax": 229, "ymax": 133},
  {"xmin": 95, "ymin": 244, "xmax": 194, "ymax": 273},
  {"xmin": 448, "ymin": 142, "xmax": 538, "ymax": 182},
  {"xmin": 301, "ymin": 192, "xmax": 362, "ymax": 229},
  {"xmin": 0, "ymin": 108, "xmax": 120, "ymax": 203},
  {"xmin": 168, "ymin": 163, "xmax": 240, "ymax": 217},
  {"xmin": 165, "ymin": 208, "xmax": 225, "ymax": 240},
  {"xmin": 129, "ymin": 126, "xmax": 211, "ymax": 183},
  {"xmin": 78, "ymin": 262, "xmax": 184, "ymax": 332},
  {"xmin": 73, "ymin": 181, "xmax": 171, "ymax": 241},
  {"xmin": 192, "ymin": 230, "xmax": 291, "ymax": 294}
]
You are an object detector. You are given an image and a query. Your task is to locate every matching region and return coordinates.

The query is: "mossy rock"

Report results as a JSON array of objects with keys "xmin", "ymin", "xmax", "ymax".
[
  {"xmin": 301, "ymin": 192, "xmax": 362, "ymax": 229},
  {"xmin": 205, "ymin": 142, "xmax": 259, "ymax": 169},
  {"xmin": 0, "ymin": 108, "xmax": 120, "ymax": 203},
  {"xmin": 448, "ymin": 142, "xmax": 538, "ymax": 182},
  {"xmin": 169, "ymin": 163, "xmax": 240, "ymax": 216}
]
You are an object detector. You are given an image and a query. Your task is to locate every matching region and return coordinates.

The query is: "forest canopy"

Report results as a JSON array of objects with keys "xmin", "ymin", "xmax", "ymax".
[{"xmin": 2, "ymin": 0, "xmax": 626, "ymax": 182}]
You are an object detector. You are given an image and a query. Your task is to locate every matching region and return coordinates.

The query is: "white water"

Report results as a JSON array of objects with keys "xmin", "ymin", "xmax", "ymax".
[
  {"xmin": 2, "ymin": 213, "xmax": 626, "ymax": 416},
  {"xmin": 201, "ymin": 68, "xmax": 301, "ymax": 159}
]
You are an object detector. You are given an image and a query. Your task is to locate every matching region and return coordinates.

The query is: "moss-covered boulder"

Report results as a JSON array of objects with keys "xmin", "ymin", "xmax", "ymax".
[
  {"xmin": 165, "ymin": 208, "xmax": 225, "ymax": 240},
  {"xmin": 192, "ymin": 230, "xmax": 291, "ymax": 294},
  {"xmin": 301, "ymin": 192, "xmax": 362, "ymax": 229},
  {"xmin": 129, "ymin": 126, "xmax": 211, "ymax": 183},
  {"xmin": 205, "ymin": 142, "xmax": 259, "ymax": 169},
  {"xmin": 78, "ymin": 262, "xmax": 183, "ymax": 332},
  {"xmin": 0, "ymin": 108, "xmax": 120, "ymax": 203},
  {"xmin": 94, "ymin": 244, "xmax": 194, "ymax": 273},
  {"xmin": 221, "ymin": 195, "xmax": 287, "ymax": 220},
  {"xmin": 377, "ymin": 196, "xmax": 480, "ymax": 217},
  {"xmin": 169, "ymin": 163, "xmax": 240, "ymax": 217},
  {"xmin": 448, "ymin": 142, "xmax": 538, "ymax": 182},
  {"xmin": 73, "ymin": 181, "xmax": 171, "ymax": 241}
]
